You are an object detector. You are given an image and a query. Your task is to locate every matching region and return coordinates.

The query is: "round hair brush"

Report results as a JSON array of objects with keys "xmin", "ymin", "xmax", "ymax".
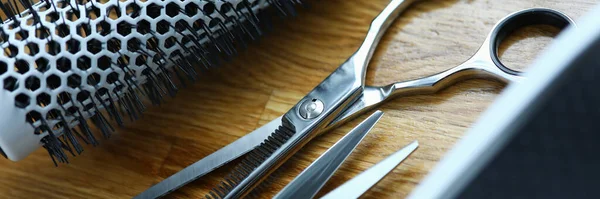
[{"xmin": 0, "ymin": 0, "xmax": 303, "ymax": 165}]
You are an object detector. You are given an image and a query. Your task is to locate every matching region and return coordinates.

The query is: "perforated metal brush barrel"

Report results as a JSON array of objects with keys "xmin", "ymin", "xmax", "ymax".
[{"xmin": 0, "ymin": 0, "xmax": 303, "ymax": 164}]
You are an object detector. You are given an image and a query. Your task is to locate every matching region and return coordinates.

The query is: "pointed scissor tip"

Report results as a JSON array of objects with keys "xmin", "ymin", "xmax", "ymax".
[
  {"xmin": 409, "ymin": 140, "xmax": 419, "ymax": 148},
  {"xmin": 349, "ymin": 110, "xmax": 384, "ymax": 140},
  {"xmin": 373, "ymin": 110, "xmax": 384, "ymax": 116},
  {"xmin": 364, "ymin": 110, "xmax": 384, "ymax": 126}
]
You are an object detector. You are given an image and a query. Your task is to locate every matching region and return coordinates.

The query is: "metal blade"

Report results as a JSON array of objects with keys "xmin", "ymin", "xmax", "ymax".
[
  {"xmin": 273, "ymin": 111, "xmax": 384, "ymax": 199},
  {"xmin": 321, "ymin": 140, "xmax": 418, "ymax": 199},
  {"xmin": 134, "ymin": 116, "xmax": 282, "ymax": 199}
]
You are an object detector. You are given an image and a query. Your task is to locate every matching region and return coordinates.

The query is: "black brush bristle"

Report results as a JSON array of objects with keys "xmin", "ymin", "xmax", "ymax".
[{"xmin": 0, "ymin": 0, "xmax": 305, "ymax": 165}]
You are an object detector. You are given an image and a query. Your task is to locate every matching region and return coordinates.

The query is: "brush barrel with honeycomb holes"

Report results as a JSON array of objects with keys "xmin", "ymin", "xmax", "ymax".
[{"xmin": 0, "ymin": 0, "xmax": 304, "ymax": 164}]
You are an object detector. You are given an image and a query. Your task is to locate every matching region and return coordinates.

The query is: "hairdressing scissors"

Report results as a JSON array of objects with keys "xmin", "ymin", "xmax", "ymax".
[
  {"xmin": 136, "ymin": 0, "xmax": 575, "ymax": 198},
  {"xmin": 274, "ymin": 111, "xmax": 418, "ymax": 199}
]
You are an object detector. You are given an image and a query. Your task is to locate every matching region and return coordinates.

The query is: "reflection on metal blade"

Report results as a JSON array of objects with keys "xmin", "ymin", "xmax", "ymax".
[
  {"xmin": 135, "ymin": 116, "xmax": 283, "ymax": 199},
  {"xmin": 274, "ymin": 111, "xmax": 385, "ymax": 199},
  {"xmin": 321, "ymin": 140, "xmax": 418, "ymax": 199}
]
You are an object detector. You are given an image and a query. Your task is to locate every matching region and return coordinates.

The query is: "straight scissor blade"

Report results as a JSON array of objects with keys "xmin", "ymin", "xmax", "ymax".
[
  {"xmin": 321, "ymin": 140, "xmax": 419, "ymax": 199},
  {"xmin": 274, "ymin": 110, "xmax": 385, "ymax": 199},
  {"xmin": 134, "ymin": 116, "xmax": 282, "ymax": 199},
  {"xmin": 136, "ymin": 82, "xmax": 401, "ymax": 198}
]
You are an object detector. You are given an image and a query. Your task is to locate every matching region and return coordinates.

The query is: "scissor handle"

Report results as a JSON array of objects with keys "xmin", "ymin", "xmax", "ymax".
[
  {"xmin": 392, "ymin": 8, "xmax": 577, "ymax": 93},
  {"xmin": 353, "ymin": 0, "xmax": 419, "ymax": 83},
  {"xmin": 327, "ymin": 8, "xmax": 576, "ymax": 130},
  {"xmin": 487, "ymin": 8, "xmax": 575, "ymax": 76}
]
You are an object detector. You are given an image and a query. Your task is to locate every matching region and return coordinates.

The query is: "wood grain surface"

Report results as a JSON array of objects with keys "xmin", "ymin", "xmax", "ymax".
[{"xmin": 0, "ymin": 0, "xmax": 598, "ymax": 198}]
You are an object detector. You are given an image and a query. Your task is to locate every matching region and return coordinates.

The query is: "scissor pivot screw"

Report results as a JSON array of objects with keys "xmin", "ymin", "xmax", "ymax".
[{"xmin": 299, "ymin": 99, "xmax": 324, "ymax": 119}]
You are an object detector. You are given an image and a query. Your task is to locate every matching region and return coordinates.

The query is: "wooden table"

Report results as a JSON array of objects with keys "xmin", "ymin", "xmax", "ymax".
[{"xmin": 0, "ymin": 0, "xmax": 597, "ymax": 198}]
